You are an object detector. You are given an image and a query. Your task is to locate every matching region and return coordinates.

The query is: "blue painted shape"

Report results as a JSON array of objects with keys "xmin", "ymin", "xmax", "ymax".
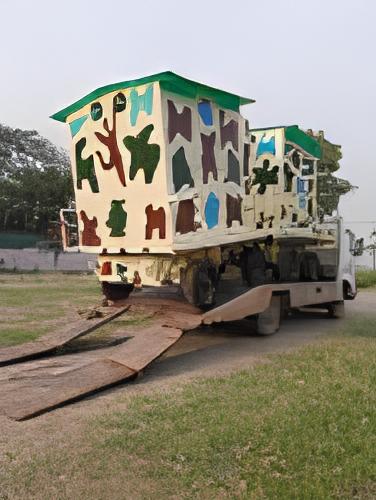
[
  {"xmin": 205, "ymin": 192, "xmax": 219, "ymax": 229},
  {"xmin": 256, "ymin": 134, "xmax": 275, "ymax": 157},
  {"xmin": 198, "ymin": 100, "xmax": 213, "ymax": 126},
  {"xmin": 130, "ymin": 84, "xmax": 153, "ymax": 126},
  {"xmin": 297, "ymin": 177, "xmax": 305, "ymax": 193},
  {"xmin": 299, "ymin": 193, "xmax": 306, "ymax": 209},
  {"xmin": 69, "ymin": 115, "xmax": 89, "ymax": 137}
]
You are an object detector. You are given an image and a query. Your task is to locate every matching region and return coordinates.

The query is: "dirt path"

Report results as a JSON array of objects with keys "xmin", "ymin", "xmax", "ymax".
[
  {"xmin": 0, "ymin": 290, "xmax": 374, "ymax": 443},
  {"xmin": 145, "ymin": 289, "xmax": 375, "ymax": 382}
]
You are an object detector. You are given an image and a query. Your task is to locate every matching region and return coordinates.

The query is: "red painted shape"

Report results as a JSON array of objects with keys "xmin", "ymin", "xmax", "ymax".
[
  {"xmin": 145, "ymin": 204, "xmax": 166, "ymax": 239},
  {"xmin": 226, "ymin": 194, "xmax": 243, "ymax": 227},
  {"xmin": 101, "ymin": 261, "xmax": 112, "ymax": 275},
  {"xmin": 176, "ymin": 199, "xmax": 195, "ymax": 234},
  {"xmin": 133, "ymin": 271, "xmax": 142, "ymax": 288},
  {"xmin": 220, "ymin": 110, "xmax": 238, "ymax": 151},
  {"xmin": 95, "ymin": 100, "xmax": 126, "ymax": 186},
  {"xmin": 168, "ymin": 100, "xmax": 192, "ymax": 143},
  {"xmin": 80, "ymin": 210, "xmax": 101, "ymax": 246}
]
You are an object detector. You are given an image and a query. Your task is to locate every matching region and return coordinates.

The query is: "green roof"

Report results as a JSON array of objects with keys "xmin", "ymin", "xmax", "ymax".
[
  {"xmin": 252, "ymin": 124, "xmax": 321, "ymax": 159},
  {"xmin": 51, "ymin": 71, "xmax": 255, "ymax": 123},
  {"xmin": 251, "ymin": 125, "xmax": 288, "ymax": 132},
  {"xmin": 284, "ymin": 125, "xmax": 321, "ymax": 159}
]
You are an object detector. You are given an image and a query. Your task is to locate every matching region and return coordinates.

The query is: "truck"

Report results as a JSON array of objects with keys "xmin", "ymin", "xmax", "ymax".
[{"xmin": 52, "ymin": 71, "xmax": 360, "ymax": 334}]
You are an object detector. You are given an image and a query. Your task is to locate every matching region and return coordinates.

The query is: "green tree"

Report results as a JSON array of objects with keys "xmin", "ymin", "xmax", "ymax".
[
  {"xmin": 365, "ymin": 229, "xmax": 376, "ymax": 270},
  {"xmin": 0, "ymin": 124, "xmax": 73, "ymax": 234}
]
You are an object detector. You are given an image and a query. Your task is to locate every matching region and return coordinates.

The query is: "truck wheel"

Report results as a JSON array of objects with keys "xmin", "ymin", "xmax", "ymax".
[
  {"xmin": 256, "ymin": 295, "xmax": 281, "ymax": 335},
  {"xmin": 327, "ymin": 301, "xmax": 345, "ymax": 318}
]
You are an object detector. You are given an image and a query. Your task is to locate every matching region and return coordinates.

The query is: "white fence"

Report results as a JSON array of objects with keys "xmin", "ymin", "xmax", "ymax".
[{"xmin": 0, "ymin": 249, "xmax": 97, "ymax": 272}]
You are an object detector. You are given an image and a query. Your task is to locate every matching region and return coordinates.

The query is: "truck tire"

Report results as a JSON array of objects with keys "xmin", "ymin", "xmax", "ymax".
[
  {"xmin": 327, "ymin": 301, "xmax": 345, "ymax": 318},
  {"xmin": 256, "ymin": 295, "xmax": 281, "ymax": 335},
  {"xmin": 180, "ymin": 260, "xmax": 217, "ymax": 307}
]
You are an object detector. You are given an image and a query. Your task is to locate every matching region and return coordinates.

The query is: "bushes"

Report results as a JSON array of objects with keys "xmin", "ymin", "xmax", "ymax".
[{"xmin": 356, "ymin": 268, "xmax": 376, "ymax": 288}]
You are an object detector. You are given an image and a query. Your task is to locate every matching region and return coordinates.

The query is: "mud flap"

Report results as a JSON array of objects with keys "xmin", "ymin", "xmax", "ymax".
[
  {"xmin": 327, "ymin": 300, "xmax": 345, "ymax": 318},
  {"xmin": 256, "ymin": 295, "xmax": 281, "ymax": 335}
]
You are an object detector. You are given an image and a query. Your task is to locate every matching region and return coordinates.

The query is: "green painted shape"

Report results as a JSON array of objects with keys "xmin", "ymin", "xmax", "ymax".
[
  {"xmin": 252, "ymin": 160, "xmax": 279, "ymax": 195},
  {"xmin": 123, "ymin": 125, "xmax": 160, "ymax": 184},
  {"xmin": 51, "ymin": 71, "xmax": 255, "ymax": 122},
  {"xmin": 106, "ymin": 199, "xmax": 127, "ymax": 237},
  {"xmin": 69, "ymin": 115, "xmax": 88, "ymax": 137},
  {"xmin": 75, "ymin": 138, "xmax": 99, "ymax": 193},
  {"xmin": 172, "ymin": 146, "xmax": 194, "ymax": 192}
]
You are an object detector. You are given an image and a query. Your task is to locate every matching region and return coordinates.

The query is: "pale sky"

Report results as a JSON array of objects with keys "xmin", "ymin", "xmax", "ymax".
[{"xmin": 1, "ymin": 0, "xmax": 375, "ymax": 253}]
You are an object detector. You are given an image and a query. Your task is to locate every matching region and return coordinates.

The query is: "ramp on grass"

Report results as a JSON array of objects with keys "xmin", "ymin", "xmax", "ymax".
[
  {"xmin": 0, "ymin": 305, "xmax": 130, "ymax": 367},
  {"xmin": 0, "ymin": 299, "xmax": 202, "ymax": 420}
]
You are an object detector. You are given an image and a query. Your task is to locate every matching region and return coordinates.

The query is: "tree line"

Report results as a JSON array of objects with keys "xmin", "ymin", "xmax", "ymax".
[{"xmin": 0, "ymin": 123, "xmax": 73, "ymax": 235}]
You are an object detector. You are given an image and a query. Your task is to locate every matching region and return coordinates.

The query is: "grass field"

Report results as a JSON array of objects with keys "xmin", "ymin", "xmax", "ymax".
[
  {"xmin": 0, "ymin": 272, "xmax": 101, "ymax": 347},
  {"xmin": 0, "ymin": 316, "xmax": 375, "ymax": 499},
  {"xmin": 0, "ymin": 273, "xmax": 375, "ymax": 498},
  {"xmin": 356, "ymin": 268, "xmax": 376, "ymax": 288}
]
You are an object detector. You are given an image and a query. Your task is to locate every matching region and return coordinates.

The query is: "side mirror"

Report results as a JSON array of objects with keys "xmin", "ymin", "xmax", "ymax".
[{"xmin": 352, "ymin": 238, "xmax": 364, "ymax": 256}]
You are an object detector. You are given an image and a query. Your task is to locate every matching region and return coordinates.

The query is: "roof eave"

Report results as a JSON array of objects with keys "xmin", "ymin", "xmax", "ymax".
[{"xmin": 50, "ymin": 71, "xmax": 255, "ymax": 123}]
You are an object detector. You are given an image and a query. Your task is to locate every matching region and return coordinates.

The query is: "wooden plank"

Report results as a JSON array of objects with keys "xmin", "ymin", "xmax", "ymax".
[
  {"xmin": 1, "ymin": 359, "xmax": 136, "ymax": 421},
  {"xmin": 108, "ymin": 325, "xmax": 183, "ymax": 371},
  {"xmin": 0, "ymin": 305, "xmax": 129, "ymax": 367},
  {"xmin": 0, "ymin": 327, "xmax": 182, "ymax": 420},
  {"xmin": 0, "ymin": 300, "xmax": 202, "ymax": 420}
]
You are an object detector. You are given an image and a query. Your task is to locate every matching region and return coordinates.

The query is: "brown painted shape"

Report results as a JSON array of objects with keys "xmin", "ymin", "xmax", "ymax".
[
  {"xmin": 226, "ymin": 193, "xmax": 243, "ymax": 227},
  {"xmin": 168, "ymin": 100, "xmax": 192, "ymax": 143},
  {"xmin": 80, "ymin": 210, "xmax": 101, "ymax": 246},
  {"xmin": 176, "ymin": 199, "xmax": 196, "ymax": 234},
  {"xmin": 95, "ymin": 101, "xmax": 126, "ymax": 186},
  {"xmin": 145, "ymin": 204, "xmax": 166, "ymax": 239},
  {"xmin": 201, "ymin": 132, "xmax": 217, "ymax": 184},
  {"xmin": 220, "ymin": 110, "xmax": 238, "ymax": 151},
  {"xmin": 243, "ymin": 143, "xmax": 250, "ymax": 176}
]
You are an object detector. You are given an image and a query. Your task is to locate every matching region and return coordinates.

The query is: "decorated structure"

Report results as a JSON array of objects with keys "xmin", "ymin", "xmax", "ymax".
[{"xmin": 52, "ymin": 71, "xmax": 351, "ymax": 304}]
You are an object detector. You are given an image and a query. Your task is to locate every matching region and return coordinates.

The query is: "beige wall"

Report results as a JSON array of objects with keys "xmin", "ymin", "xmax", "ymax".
[
  {"xmin": 66, "ymin": 84, "xmax": 319, "ymax": 258},
  {"xmin": 161, "ymin": 90, "xmax": 255, "ymax": 251},
  {"xmin": 247, "ymin": 128, "xmax": 318, "ymax": 231},
  {"xmin": 67, "ymin": 82, "xmax": 172, "ymax": 254}
]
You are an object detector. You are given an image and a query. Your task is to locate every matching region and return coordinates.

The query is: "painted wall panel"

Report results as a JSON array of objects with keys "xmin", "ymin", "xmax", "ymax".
[
  {"xmin": 65, "ymin": 81, "xmax": 319, "ymax": 256},
  {"xmin": 67, "ymin": 82, "xmax": 172, "ymax": 254}
]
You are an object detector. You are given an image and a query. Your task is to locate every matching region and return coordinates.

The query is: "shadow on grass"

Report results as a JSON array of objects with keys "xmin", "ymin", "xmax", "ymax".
[{"xmin": 340, "ymin": 315, "xmax": 376, "ymax": 338}]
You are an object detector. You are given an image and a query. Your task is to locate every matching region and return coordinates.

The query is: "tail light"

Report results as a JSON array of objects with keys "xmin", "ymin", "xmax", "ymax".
[{"xmin": 101, "ymin": 261, "xmax": 112, "ymax": 275}]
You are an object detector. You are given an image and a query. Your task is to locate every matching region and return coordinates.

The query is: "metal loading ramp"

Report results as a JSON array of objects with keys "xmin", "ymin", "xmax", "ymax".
[{"xmin": 0, "ymin": 298, "xmax": 202, "ymax": 420}]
